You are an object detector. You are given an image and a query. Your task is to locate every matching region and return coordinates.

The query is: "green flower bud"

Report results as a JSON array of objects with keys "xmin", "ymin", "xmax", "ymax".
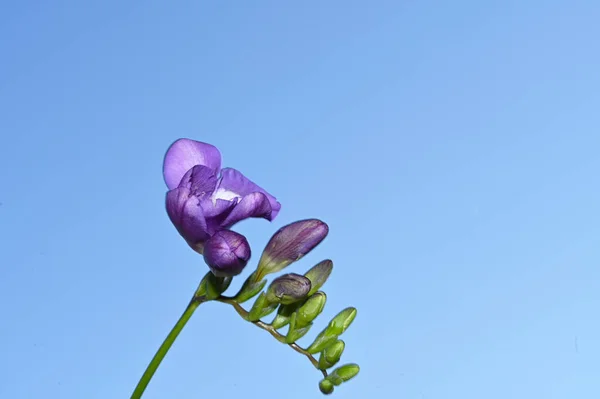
[
  {"xmin": 255, "ymin": 219, "xmax": 328, "ymax": 280},
  {"xmin": 296, "ymin": 292, "xmax": 327, "ymax": 328},
  {"xmin": 318, "ymin": 379, "xmax": 334, "ymax": 395},
  {"xmin": 304, "ymin": 260, "xmax": 333, "ymax": 296},
  {"xmin": 318, "ymin": 339, "xmax": 345, "ymax": 370},
  {"xmin": 329, "ymin": 363, "xmax": 360, "ymax": 383},
  {"xmin": 327, "ymin": 307, "xmax": 357, "ymax": 336},
  {"xmin": 285, "ymin": 312, "xmax": 313, "ymax": 343},
  {"xmin": 306, "ymin": 307, "xmax": 357, "ymax": 354},
  {"xmin": 266, "ymin": 273, "xmax": 311, "ymax": 305},
  {"xmin": 234, "ymin": 272, "xmax": 267, "ymax": 303},
  {"xmin": 204, "ymin": 273, "xmax": 232, "ymax": 300},
  {"xmin": 247, "ymin": 292, "xmax": 278, "ymax": 322}
]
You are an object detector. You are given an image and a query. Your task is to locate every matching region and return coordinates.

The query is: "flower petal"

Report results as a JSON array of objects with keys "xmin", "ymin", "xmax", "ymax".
[
  {"xmin": 166, "ymin": 187, "xmax": 210, "ymax": 247},
  {"xmin": 217, "ymin": 168, "xmax": 281, "ymax": 220},
  {"xmin": 178, "ymin": 165, "xmax": 218, "ymax": 196},
  {"xmin": 220, "ymin": 192, "xmax": 272, "ymax": 229},
  {"xmin": 163, "ymin": 139, "xmax": 222, "ymax": 190}
]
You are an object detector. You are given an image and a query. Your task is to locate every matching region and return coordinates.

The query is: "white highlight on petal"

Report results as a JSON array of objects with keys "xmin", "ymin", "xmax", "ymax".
[{"xmin": 212, "ymin": 187, "xmax": 241, "ymax": 204}]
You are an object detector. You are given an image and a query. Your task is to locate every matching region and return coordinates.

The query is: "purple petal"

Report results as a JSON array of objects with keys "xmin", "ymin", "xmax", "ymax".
[
  {"xmin": 217, "ymin": 168, "xmax": 281, "ymax": 220},
  {"xmin": 166, "ymin": 187, "xmax": 210, "ymax": 247},
  {"xmin": 179, "ymin": 165, "xmax": 218, "ymax": 197},
  {"xmin": 163, "ymin": 139, "xmax": 222, "ymax": 190},
  {"xmin": 203, "ymin": 230, "xmax": 251, "ymax": 277},
  {"xmin": 220, "ymin": 192, "xmax": 273, "ymax": 229}
]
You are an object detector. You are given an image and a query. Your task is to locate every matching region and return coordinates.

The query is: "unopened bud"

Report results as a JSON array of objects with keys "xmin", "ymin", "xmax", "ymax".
[
  {"xmin": 318, "ymin": 339, "xmax": 345, "ymax": 370},
  {"xmin": 256, "ymin": 219, "xmax": 328, "ymax": 279},
  {"xmin": 266, "ymin": 273, "xmax": 311, "ymax": 305},
  {"xmin": 203, "ymin": 230, "xmax": 251, "ymax": 277},
  {"xmin": 304, "ymin": 260, "xmax": 333, "ymax": 296},
  {"xmin": 319, "ymin": 379, "xmax": 334, "ymax": 395},
  {"xmin": 296, "ymin": 292, "xmax": 327, "ymax": 328}
]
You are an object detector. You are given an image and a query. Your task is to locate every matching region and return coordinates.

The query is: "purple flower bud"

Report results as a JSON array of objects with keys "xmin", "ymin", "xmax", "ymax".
[
  {"xmin": 267, "ymin": 273, "xmax": 312, "ymax": 305},
  {"xmin": 256, "ymin": 219, "xmax": 329, "ymax": 279},
  {"xmin": 203, "ymin": 230, "xmax": 251, "ymax": 277}
]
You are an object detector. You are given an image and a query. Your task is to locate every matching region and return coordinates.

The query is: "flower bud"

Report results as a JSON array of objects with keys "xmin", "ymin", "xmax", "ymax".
[
  {"xmin": 318, "ymin": 339, "xmax": 345, "ymax": 370},
  {"xmin": 307, "ymin": 307, "xmax": 357, "ymax": 354},
  {"xmin": 296, "ymin": 292, "xmax": 327, "ymax": 328},
  {"xmin": 203, "ymin": 230, "xmax": 251, "ymax": 277},
  {"xmin": 304, "ymin": 260, "xmax": 333, "ymax": 296},
  {"xmin": 266, "ymin": 273, "xmax": 312, "ymax": 305},
  {"xmin": 329, "ymin": 363, "xmax": 360, "ymax": 384},
  {"xmin": 318, "ymin": 379, "xmax": 334, "ymax": 395},
  {"xmin": 327, "ymin": 307, "xmax": 357, "ymax": 336},
  {"xmin": 256, "ymin": 219, "xmax": 328, "ymax": 280}
]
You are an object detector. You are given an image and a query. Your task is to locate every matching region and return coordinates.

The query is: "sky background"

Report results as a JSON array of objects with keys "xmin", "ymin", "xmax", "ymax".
[{"xmin": 1, "ymin": 1, "xmax": 599, "ymax": 398}]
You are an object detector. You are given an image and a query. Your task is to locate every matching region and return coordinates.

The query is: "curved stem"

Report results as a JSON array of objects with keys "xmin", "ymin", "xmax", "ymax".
[
  {"xmin": 216, "ymin": 297, "xmax": 327, "ymax": 378},
  {"xmin": 131, "ymin": 296, "xmax": 206, "ymax": 399}
]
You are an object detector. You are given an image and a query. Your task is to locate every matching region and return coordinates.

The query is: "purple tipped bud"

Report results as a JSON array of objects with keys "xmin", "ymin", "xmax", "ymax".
[
  {"xmin": 256, "ymin": 219, "xmax": 329, "ymax": 279},
  {"xmin": 203, "ymin": 230, "xmax": 251, "ymax": 277},
  {"xmin": 267, "ymin": 273, "xmax": 312, "ymax": 305}
]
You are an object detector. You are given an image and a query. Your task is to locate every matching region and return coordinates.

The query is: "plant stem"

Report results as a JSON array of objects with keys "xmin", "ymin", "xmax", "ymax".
[
  {"xmin": 217, "ymin": 297, "xmax": 327, "ymax": 378},
  {"xmin": 131, "ymin": 295, "xmax": 206, "ymax": 399}
]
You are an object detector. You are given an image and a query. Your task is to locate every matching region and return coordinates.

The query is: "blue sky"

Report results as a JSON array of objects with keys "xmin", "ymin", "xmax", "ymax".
[{"xmin": 1, "ymin": 1, "xmax": 599, "ymax": 398}]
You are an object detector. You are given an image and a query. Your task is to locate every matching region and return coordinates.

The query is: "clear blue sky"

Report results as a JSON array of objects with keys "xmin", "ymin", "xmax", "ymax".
[{"xmin": 1, "ymin": 1, "xmax": 599, "ymax": 398}]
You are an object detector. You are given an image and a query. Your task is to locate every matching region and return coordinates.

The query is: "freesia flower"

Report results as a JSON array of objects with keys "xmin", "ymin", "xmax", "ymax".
[{"xmin": 163, "ymin": 138, "xmax": 281, "ymax": 254}]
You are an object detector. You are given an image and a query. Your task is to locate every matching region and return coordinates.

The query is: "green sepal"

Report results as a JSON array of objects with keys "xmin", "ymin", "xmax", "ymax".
[
  {"xmin": 318, "ymin": 379, "xmax": 334, "ymax": 395},
  {"xmin": 204, "ymin": 273, "xmax": 232, "ymax": 300},
  {"xmin": 328, "ymin": 363, "xmax": 360, "ymax": 384},
  {"xmin": 285, "ymin": 312, "xmax": 313, "ymax": 343},
  {"xmin": 247, "ymin": 292, "xmax": 277, "ymax": 322},
  {"xmin": 318, "ymin": 339, "xmax": 345, "ymax": 370},
  {"xmin": 234, "ymin": 272, "xmax": 267, "ymax": 303},
  {"xmin": 194, "ymin": 272, "xmax": 210, "ymax": 298},
  {"xmin": 306, "ymin": 307, "xmax": 357, "ymax": 354},
  {"xmin": 304, "ymin": 260, "xmax": 333, "ymax": 296},
  {"xmin": 270, "ymin": 303, "xmax": 300, "ymax": 329},
  {"xmin": 296, "ymin": 291, "xmax": 326, "ymax": 328}
]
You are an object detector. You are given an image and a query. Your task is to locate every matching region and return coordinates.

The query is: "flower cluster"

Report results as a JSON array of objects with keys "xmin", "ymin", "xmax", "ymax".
[{"xmin": 139, "ymin": 138, "xmax": 360, "ymax": 397}]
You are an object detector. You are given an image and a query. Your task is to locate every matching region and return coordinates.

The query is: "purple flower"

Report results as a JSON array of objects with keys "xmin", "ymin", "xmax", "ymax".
[
  {"xmin": 203, "ymin": 231, "xmax": 251, "ymax": 277},
  {"xmin": 163, "ymin": 138, "xmax": 281, "ymax": 253}
]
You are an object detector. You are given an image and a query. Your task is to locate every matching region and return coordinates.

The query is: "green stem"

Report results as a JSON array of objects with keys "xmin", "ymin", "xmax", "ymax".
[
  {"xmin": 130, "ymin": 296, "xmax": 206, "ymax": 399},
  {"xmin": 216, "ymin": 297, "xmax": 327, "ymax": 377}
]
